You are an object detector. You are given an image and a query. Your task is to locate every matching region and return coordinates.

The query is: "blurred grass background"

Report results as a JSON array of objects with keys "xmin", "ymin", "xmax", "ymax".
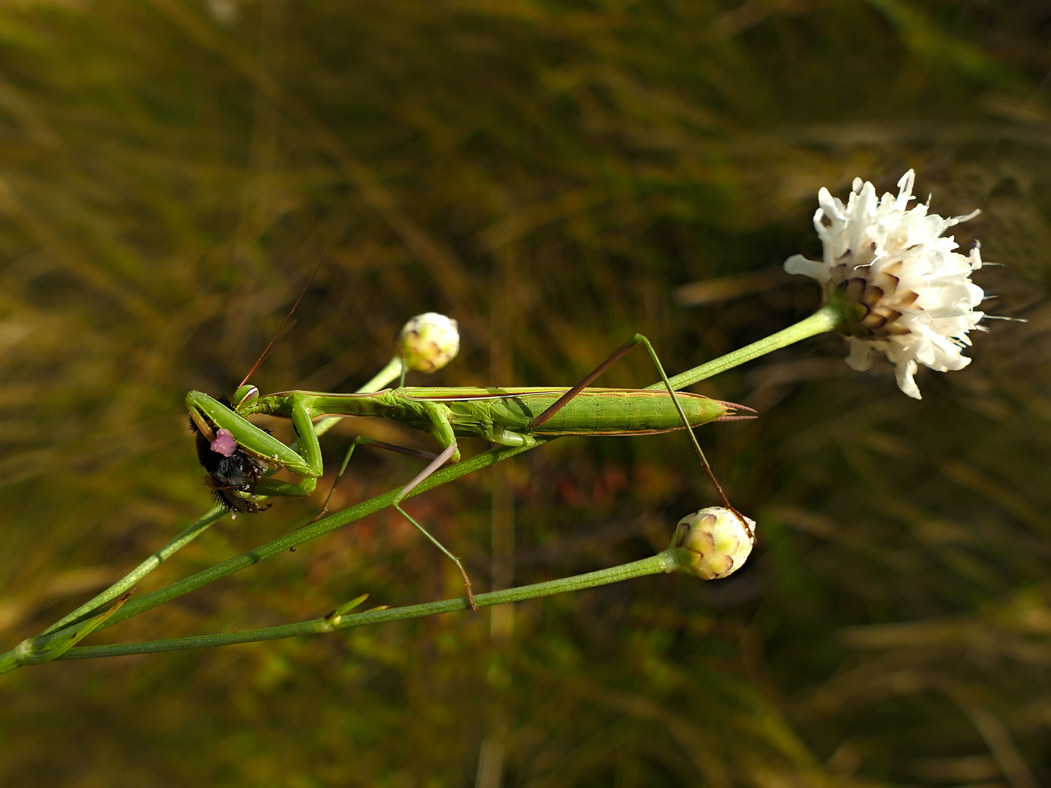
[{"xmin": 0, "ymin": 0, "xmax": 1049, "ymax": 785}]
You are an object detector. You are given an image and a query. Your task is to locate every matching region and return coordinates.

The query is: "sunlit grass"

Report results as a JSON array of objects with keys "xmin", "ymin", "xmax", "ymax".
[{"xmin": 0, "ymin": 0, "xmax": 1048, "ymax": 785}]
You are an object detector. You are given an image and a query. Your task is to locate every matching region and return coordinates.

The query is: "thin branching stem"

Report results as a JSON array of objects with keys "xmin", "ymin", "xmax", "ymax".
[
  {"xmin": 0, "ymin": 444, "xmax": 536, "ymax": 673},
  {"xmin": 1, "ymin": 312, "xmax": 842, "ymax": 674},
  {"xmin": 647, "ymin": 305, "xmax": 841, "ymax": 391},
  {"xmin": 55, "ymin": 554, "xmax": 676, "ymax": 660}
]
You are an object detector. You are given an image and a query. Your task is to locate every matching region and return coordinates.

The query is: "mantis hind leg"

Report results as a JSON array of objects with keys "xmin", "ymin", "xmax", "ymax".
[
  {"xmin": 394, "ymin": 500, "xmax": 477, "ymax": 611},
  {"xmin": 311, "ymin": 437, "xmax": 442, "ymax": 521},
  {"xmin": 316, "ymin": 435, "xmax": 478, "ymax": 610},
  {"xmin": 392, "ymin": 443, "xmax": 479, "ymax": 610},
  {"xmin": 528, "ymin": 333, "xmax": 735, "ymax": 514}
]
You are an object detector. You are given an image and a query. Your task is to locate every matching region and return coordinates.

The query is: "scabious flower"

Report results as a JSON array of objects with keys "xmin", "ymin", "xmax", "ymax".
[
  {"xmin": 396, "ymin": 313, "xmax": 460, "ymax": 373},
  {"xmin": 784, "ymin": 170, "xmax": 985, "ymax": 399},
  {"xmin": 667, "ymin": 507, "xmax": 755, "ymax": 580}
]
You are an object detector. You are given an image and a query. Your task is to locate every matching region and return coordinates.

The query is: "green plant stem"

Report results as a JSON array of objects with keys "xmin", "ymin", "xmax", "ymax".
[
  {"xmin": 0, "ymin": 353, "xmax": 456, "ymax": 675},
  {"xmin": 315, "ymin": 355, "xmax": 405, "ymax": 438},
  {"xmin": 0, "ymin": 443, "xmax": 538, "ymax": 674},
  {"xmin": 646, "ymin": 305, "xmax": 840, "ymax": 391},
  {"xmin": 358, "ymin": 355, "xmax": 406, "ymax": 395},
  {"xmin": 53, "ymin": 553, "xmax": 677, "ymax": 660},
  {"xmin": 3, "ymin": 308, "xmax": 833, "ymax": 672},
  {"xmin": 99, "ymin": 446, "xmax": 531, "ymax": 631},
  {"xmin": 40, "ymin": 505, "xmax": 228, "ymax": 636}
]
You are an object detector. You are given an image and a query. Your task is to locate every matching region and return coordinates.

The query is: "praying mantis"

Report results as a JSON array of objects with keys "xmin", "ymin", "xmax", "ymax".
[{"xmin": 187, "ymin": 325, "xmax": 752, "ymax": 609}]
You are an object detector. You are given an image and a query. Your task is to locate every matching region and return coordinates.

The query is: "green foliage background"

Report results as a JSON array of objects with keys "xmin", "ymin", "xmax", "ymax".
[{"xmin": 1, "ymin": 1, "xmax": 1049, "ymax": 785}]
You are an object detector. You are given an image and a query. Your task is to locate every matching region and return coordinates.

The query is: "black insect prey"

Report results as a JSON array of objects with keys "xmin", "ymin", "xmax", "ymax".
[{"xmin": 189, "ymin": 396, "xmax": 273, "ymax": 514}]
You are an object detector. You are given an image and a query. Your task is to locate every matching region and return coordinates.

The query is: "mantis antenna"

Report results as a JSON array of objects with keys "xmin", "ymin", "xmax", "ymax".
[{"xmin": 235, "ymin": 222, "xmax": 350, "ymax": 392}]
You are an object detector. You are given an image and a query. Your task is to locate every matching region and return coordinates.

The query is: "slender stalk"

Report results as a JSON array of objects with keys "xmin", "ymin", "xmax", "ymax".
[
  {"xmin": 315, "ymin": 355, "xmax": 404, "ymax": 438},
  {"xmin": 0, "ymin": 353, "xmax": 471, "ymax": 675},
  {"xmin": 40, "ymin": 505, "xmax": 227, "ymax": 635},
  {"xmin": 54, "ymin": 553, "xmax": 677, "ymax": 660},
  {"xmin": 646, "ymin": 305, "xmax": 840, "ymax": 391},
  {"xmin": 6, "ymin": 443, "xmax": 536, "ymax": 666},
  {"xmin": 5, "ymin": 306, "xmax": 828, "ymax": 672},
  {"xmin": 357, "ymin": 355, "xmax": 405, "ymax": 395}
]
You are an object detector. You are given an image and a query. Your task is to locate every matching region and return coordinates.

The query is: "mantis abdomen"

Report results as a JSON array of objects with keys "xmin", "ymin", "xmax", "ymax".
[{"xmin": 449, "ymin": 389, "xmax": 728, "ymax": 437}]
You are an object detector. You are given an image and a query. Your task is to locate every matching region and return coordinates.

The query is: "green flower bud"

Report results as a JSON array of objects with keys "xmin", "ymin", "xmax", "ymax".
[
  {"xmin": 668, "ymin": 507, "xmax": 755, "ymax": 580},
  {"xmin": 396, "ymin": 313, "xmax": 460, "ymax": 373}
]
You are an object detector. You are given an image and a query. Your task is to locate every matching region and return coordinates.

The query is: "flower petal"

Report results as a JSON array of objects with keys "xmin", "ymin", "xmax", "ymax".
[{"xmin": 783, "ymin": 170, "xmax": 986, "ymax": 398}]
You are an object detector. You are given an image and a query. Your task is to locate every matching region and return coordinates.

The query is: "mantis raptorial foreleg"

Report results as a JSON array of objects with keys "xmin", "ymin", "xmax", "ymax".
[
  {"xmin": 189, "ymin": 390, "xmax": 324, "ymax": 512},
  {"xmin": 314, "ymin": 436, "xmax": 441, "ymax": 522},
  {"xmin": 251, "ymin": 398, "xmax": 323, "ymax": 498}
]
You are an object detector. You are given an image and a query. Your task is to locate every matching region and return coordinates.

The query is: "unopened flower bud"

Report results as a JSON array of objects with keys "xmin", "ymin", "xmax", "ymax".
[
  {"xmin": 668, "ymin": 507, "xmax": 755, "ymax": 580},
  {"xmin": 396, "ymin": 313, "xmax": 460, "ymax": 373}
]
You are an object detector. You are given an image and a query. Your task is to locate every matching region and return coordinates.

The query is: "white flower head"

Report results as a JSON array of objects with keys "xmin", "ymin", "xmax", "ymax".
[{"xmin": 784, "ymin": 170, "xmax": 985, "ymax": 399}]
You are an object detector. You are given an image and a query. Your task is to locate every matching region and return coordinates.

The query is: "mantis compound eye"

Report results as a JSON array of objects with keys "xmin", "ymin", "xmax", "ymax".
[{"xmin": 234, "ymin": 385, "xmax": 260, "ymax": 408}]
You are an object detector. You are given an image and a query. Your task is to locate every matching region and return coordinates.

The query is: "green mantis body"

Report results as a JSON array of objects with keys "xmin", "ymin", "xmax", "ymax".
[
  {"xmin": 188, "ymin": 384, "xmax": 736, "ymax": 500},
  {"xmin": 187, "ymin": 333, "xmax": 749, "ymax": 608}
]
